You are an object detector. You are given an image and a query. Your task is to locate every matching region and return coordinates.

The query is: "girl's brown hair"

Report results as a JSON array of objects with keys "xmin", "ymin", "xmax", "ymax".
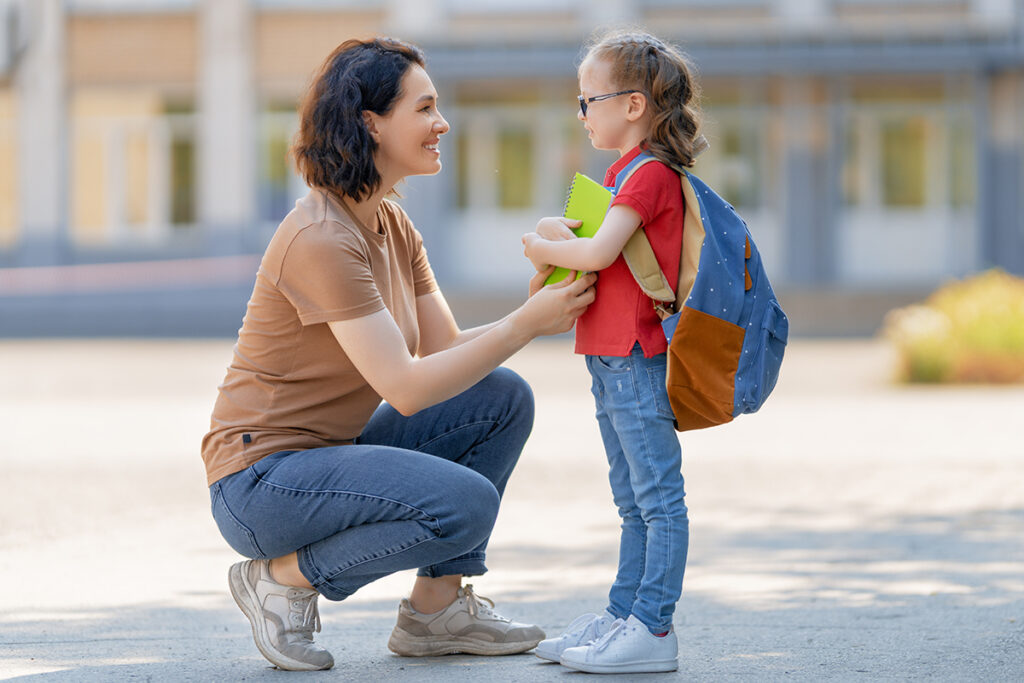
[
  {"xmin": 291, "ymin": 37, "xmax": 425, "ymax": 201},
  {"xmin": 584, "ymin": 30, "xmax": 704, "ymax": 169}
]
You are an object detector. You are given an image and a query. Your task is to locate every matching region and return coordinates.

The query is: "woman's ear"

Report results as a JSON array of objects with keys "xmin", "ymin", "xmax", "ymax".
[
  {"xmin": 626, "ymin": 93, "xmax": 648, "ymax": 122},
  {"xmin": 363, "ymin": 111, "xmax": 382, "ymax": 142}
]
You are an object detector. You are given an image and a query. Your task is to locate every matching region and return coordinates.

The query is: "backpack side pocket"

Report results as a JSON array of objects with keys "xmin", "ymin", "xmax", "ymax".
[{"xmin": 740, "ymin": 299, "xmax": 788, "ymax": 413}]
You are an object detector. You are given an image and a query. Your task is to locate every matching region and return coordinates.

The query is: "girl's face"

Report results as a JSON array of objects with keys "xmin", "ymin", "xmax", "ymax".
[
  {"xmin": 578, "ymin": 57, "xmax": 631, "ymax": 152},
  {"xmin": 577, "ymin": 56, "xmax": 647, "ymax": 156},
  {"xmin": 366, "ymin": 64, "xmax": 450, "ymax": 184}
]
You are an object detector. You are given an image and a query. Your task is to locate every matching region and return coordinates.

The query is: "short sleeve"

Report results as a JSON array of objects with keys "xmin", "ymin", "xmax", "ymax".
[
  {"xmin": 277, "ymin": 223, "xmax": 385, "ymax": 325},
  {"xmin": 610, "ymin": 161, "xmax": 679, "ymax": 226},
  {"xmin": 391, "ymin": 201, "xmax": 438, "ymax": 297}
]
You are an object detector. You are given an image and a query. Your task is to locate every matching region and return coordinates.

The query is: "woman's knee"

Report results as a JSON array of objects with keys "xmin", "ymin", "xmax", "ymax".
[
  {"xmin": 442, "ymin": 471, "xmax": 501, "ymax": 546},
  {"xmin": 482, "ymin": 367, "xmax": 534, "ymax": 427}
]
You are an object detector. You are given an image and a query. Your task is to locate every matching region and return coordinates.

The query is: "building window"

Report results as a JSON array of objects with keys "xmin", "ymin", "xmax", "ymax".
[
  {"xmin": 843, "ymin": 104, "xmax": 974, "ymax": 212},
  {"xmin": 497, "ymin": 127, "xmax": 533, "ymax": 209},
  {"xmin": 880, "ymin": 116, "xmax": 928, "ymax": 207},
  {"xmin": 698, "ymin": 108, "xmax": 765, "ymax": 210},
  {"xmin": 258, "ymin": 109, "xmax": 302, "ymax": 225}
]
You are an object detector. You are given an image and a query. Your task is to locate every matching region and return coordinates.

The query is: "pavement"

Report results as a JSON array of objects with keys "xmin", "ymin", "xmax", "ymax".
[{"xmin": 0, "ymin": 337, "xmax": 1022, "ymax": 681}]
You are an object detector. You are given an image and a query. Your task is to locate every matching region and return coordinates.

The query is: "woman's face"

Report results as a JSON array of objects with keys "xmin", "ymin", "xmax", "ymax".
[{"xmin": 366, "ymin": 64, "xmax": 450, "ymax": 183}]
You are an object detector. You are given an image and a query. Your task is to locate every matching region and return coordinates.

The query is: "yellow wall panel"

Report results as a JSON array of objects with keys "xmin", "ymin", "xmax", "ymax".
[{"xmin": 68, "ymin": 15, "xmax": 197, "ymax": 88}]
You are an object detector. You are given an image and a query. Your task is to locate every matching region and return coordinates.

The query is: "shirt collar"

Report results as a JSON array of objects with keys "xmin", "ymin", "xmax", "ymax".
[{"xmin": 603, "ymin": 145, "xmax": 646, "ymax": 185}]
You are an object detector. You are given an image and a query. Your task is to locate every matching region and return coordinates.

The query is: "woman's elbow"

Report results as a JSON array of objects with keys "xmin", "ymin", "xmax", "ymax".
[{"xmin": 385, "ymin": 394, "xmax": 421, "ymax": 417}]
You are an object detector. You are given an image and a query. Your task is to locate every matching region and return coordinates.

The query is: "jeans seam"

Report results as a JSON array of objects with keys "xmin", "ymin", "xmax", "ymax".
[
  {"xmin": 250, "ymin": 474, "xmax": 441, "ymax": 530},
  {"xmin": 213, "ymin": 482, "xmax": 266, "ymax": 557},
  {"xmin": 415, "ymin": 419, "xmax": 499, "ymax": 470}
]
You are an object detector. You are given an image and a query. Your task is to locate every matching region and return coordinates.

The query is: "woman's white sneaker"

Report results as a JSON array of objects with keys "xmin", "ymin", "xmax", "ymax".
[
  {"xmin": 535, "ymin": 610, "xmax": 616, "ymax": 662},
  {"xmin": 559, "ymin": 614, "xmax": 678, "ymax": 674}
]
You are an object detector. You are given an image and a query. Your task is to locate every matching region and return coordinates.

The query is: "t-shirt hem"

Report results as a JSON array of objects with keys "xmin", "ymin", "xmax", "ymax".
[{"xmin": 298, "ymin": 300, "xmax": 386, "ymax": 326}]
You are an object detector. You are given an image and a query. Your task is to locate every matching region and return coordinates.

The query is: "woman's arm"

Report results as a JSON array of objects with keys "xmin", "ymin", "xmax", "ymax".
[
  {"xmin": 328, "ymin": 271, "xmax": 594, "ymax": 416},
  {"xmin": 415, "ymin": 291, "xmax": 499, "ymax": 356},
  {"xmin": 523, "ymin": 204, "xmax": 643, "ymax": 272}
]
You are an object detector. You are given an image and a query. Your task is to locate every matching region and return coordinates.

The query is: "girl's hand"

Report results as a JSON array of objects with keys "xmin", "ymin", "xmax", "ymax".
[
  {"xmin": 521, "ymin": 232, "xmax": 550, "ymax": 271},
  {"xmin": 514, "ymin": 270, "xmax": 597, "ymax": 337},
  {"xmin": 536, "ymin": 217, "xmax": 580, "ymax": 241}
]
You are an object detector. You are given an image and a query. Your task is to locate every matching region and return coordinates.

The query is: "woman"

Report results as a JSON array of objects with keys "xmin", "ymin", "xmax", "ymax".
[{"xmin": 201, "ymin": 37, "xmax": 596, "ymax": 671}]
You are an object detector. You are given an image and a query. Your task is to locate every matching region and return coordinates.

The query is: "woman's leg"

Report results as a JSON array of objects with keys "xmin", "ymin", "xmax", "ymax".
[
  {"xmin": 355, "ymin": 366, "xmax": 534, "ymax": 578},
  {"xmin": 214, "ymin": 445, "xmax": 501, "ymax": 600}
]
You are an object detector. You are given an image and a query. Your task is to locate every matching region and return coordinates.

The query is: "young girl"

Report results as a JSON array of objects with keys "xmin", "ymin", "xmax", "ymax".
[{"xmin": 522, "ymin": 30, "xmax": 705, "ymax": 674}]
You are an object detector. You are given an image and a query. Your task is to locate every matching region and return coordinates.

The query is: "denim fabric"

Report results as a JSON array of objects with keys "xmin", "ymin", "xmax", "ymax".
[
  {"xmin": 210, "ymin": 367, "xmax": 533, "ymax": 601},
  {"xmin": 586, "ymin": 344, "xmax": 689, "ymax": 634}
]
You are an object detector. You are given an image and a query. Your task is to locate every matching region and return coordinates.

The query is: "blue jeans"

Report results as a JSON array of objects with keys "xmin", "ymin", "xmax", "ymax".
[
  {"xmin": 209, "ymin": 367, "xmax": 533, "ymax": 601},
  {"xmin": 586, "ymin": 344, "xmax": 688, "ymax": 634}
]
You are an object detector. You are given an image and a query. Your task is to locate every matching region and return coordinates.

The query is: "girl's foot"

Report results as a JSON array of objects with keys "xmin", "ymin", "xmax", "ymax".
[
  {"xmin": 560, "ymin": 614, "xmax": 678, "ymax": 674},
  {"xmin": 534, "ymin": 610, "xmax": 617, "ymax": 662}
]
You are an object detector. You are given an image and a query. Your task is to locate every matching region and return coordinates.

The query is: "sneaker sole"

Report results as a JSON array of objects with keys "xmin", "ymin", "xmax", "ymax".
[
  {"xmin": 228, "ymin": 562, "xmax": 333, "ymax": 672},
  {"xmin": 559, "ymin": 657, "xmax": 678, "ymax": 674},
  {"xmin": 534, "ymin": 647, "xmax": 562, "ymax": 663},
  {"xmin": 387, "ymin": 627, "xmax": 542, "ymax": 657}
]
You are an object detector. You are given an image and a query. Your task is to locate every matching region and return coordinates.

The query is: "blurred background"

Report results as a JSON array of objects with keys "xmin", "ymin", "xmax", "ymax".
[{"xmin": 0, "ymin": 0, "xmax": 1022, "ymax": 337}]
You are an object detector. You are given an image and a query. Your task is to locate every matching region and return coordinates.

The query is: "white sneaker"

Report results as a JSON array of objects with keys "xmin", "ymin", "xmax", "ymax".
[
  {"xmin": 535, "ymin": 610, "xmax": 616, "ymax": 662},
  {"xmin": 560, "ymin": 614, "xmax": 678, "ymax": 674}
]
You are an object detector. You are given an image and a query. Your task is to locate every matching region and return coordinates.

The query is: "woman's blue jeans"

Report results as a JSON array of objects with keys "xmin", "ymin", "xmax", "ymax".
[
  {"xmin": 209, "ymin": 367, "xmax": 533, "ymax": 601},
  {"xmin": 586, "ymin": 344, "xmax": 689, "ymax": 634}
]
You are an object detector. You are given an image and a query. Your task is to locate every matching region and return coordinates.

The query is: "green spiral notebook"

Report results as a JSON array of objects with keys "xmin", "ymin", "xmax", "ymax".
[{"xmin": 543, "ymin": 172, "xmax": 613, "ymax": 285}]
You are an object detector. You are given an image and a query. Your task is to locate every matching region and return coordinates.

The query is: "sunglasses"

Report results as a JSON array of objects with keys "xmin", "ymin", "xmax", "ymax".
[{"xmin": 577, "ymin": 90, "xmax": 642, "ymax": 116}]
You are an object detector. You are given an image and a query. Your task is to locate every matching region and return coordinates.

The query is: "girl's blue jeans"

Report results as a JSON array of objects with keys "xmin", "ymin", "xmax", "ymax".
[
  {"xmin": 209, "ymin": 367, "xmax": 533, "ymax": 601},
  {"xmin": 586, "ymin": 344, "xmax": 689, "ymax": 634}
]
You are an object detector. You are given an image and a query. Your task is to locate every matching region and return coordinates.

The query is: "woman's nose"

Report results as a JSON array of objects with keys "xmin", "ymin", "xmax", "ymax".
[{"xmin": 435, "ymin": 114, "xmax": 450, "ymax": 134}]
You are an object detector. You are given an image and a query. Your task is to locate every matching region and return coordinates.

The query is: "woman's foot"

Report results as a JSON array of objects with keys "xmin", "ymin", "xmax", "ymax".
[
  {"xmin": 228, "ymin": 559, "xmax": 334, "ymax": 671},
  {"xmin": 387, "ymin": 584, "xmax": 545, "ymax": 656},
  {"xmin": 534, "ymin": 610, "xmax": 617, "ymax": 662}
]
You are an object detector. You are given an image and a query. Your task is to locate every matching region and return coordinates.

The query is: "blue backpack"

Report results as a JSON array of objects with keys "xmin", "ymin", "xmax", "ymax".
[{"xmin": 611, "ymin": 151, "xmax": 788, "ymax": 431}]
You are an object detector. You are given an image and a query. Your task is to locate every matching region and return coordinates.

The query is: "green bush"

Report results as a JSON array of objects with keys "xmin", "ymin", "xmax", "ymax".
[{"xmin": 882, "ymin": 269, "xmax": 1024, "ymax": 383}]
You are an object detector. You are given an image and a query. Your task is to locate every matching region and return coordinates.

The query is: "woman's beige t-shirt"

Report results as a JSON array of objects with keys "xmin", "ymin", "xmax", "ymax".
[{"xmin": 201, "ymin": 190, "xmax": 438, "ymax": 486}]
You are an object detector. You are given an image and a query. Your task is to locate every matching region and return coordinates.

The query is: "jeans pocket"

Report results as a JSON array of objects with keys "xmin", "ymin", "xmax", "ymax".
[
  {"xmin": 646, "ymin": 363, "xmax": 676, "ymax": 421},
  {"xmin": 593, "ymin": 354, "xmax": 631, "ymax": 372},
  {"xmin": 210, "ymin": 482, "xmax": 265, "ymax": 558}
]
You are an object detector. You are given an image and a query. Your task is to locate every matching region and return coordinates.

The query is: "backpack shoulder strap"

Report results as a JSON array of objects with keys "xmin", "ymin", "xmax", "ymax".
[{"xmin": 612, "ymin": 154, "xmax": 677, "ymax": 308}]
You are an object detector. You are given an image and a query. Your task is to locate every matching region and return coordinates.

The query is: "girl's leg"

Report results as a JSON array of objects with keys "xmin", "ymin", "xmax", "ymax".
[
  {"xmin": 603, "ymin": 349, "xmax": 688, "ymax": 634},
  {"xmin": 587, "ymin": 353, "xmax": 648, "ymax": 621}
]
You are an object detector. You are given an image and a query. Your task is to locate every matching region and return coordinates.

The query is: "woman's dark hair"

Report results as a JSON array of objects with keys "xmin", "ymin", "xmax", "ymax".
[
  {"xmin": 584, "ymin": 30, "xmax": 703, "ymax": 169},
  {"xmin": 292, "ymin": 37, "xmax": 425, "ymax": 201}
]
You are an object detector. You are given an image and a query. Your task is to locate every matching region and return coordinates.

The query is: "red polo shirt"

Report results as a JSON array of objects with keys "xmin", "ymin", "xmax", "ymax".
[{"xmin": 574, "ymin": 146, "xmax": 684, "ymax": 358}]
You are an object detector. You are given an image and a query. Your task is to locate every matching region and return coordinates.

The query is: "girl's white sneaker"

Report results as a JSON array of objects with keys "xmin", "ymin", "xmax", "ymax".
[
  {"xmin": 559, "ymin": 614, "xmax": 678, "ymax": 674},
  {"xmin": 534, "ymin": 610, "xmax": 617, "ymax": 662}
]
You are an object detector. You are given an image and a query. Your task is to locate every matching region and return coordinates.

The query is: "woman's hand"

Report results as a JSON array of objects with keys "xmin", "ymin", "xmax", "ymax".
[
  {"xmin": 513, "ymin": 270, "xmax": 597, "ymax": 338},
  {"xmin": 535, "ymin": 216, "xmax": 580, "ymax": 241},
  {"xmin": 528, "ymin": 266, "xmax": 555, "ymax": 297}
]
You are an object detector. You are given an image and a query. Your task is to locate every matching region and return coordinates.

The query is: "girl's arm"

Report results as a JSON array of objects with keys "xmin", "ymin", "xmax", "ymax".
[
  {"xmin": 523, "ymin": 204, "xmax": 643, "ymax": 272},
  {"xmin": 327, "ymin": 271, "xmax": 594, "ymax": 416}
]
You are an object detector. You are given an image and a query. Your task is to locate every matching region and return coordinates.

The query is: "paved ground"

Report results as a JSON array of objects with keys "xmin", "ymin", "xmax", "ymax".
[{"xmin": 0, "ymin": 338, "xmax": 1022, "ymax": 681}]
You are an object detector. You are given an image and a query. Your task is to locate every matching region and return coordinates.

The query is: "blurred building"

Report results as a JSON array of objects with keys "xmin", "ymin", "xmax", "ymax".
[{"xmin": 0, "ymin": 0, "xmax": 1022, "ymax": 335}]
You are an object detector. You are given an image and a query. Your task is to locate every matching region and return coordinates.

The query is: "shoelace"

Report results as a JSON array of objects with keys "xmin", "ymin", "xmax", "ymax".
[
  {"xmin": 461, "ymin": 584, "xmax": 506, "ymax": 621},
  {"xmin": 562, "ymin": 613, "xmax": 605, "ymax": 643},
  {"xmin": 288, "ymin": 588, "xmax": 322, "ymax": 636},
  {"xmin": 591, "ymin": 618, "xmax": 627, "ymax": 653}
]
